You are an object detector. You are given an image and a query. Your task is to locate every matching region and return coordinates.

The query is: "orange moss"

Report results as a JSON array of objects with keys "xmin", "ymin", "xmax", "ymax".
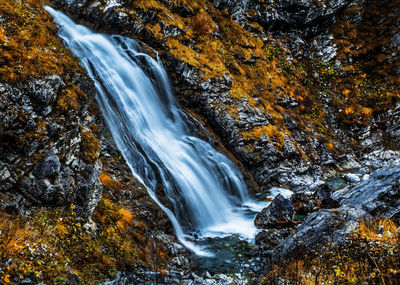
[
  {"xmin": 356, "ymin": 219, "xmax": 398, "ymax": 243},
  {"xmin": 240, "ymin": 124, "xmax": 285, "ymax": 148},
  {"xmin": 0, "ymin": 198, "xmax": 168, "ymax": 284},
  {"xmin": 0, "ymin": 0, "xmax": 82, "ymax": 82},
  {"xmin": 57, "ymin": 88, "xmax": 79, "ymax": 113},
  {"xmin": 80, "ymin": 130, "xmax": 100, "ymax": 164},
  {"xmin": 192, "ymin": 11, "xmax": 215, "ymax": 38},
  {"xmin": 117, "ymin": 208, "xmax": 134, "ymax": 228},
  {"xmin": 344, "ymin": 106, "xmax": 354, "ymax": 116},
  {"xmin": 326, "ymin": 142, "xmax": 335, "ymax": 151},
  {"xmin": 99, "ymin": 170, "xmax": 124, "ymax": 190},
  {"xmin": 342, "ymin": 89, "xmax": 351, "ymax": 96},
  {"xmin": 328, "ymin": 0, "xmax": 400, "ymax": 120}
]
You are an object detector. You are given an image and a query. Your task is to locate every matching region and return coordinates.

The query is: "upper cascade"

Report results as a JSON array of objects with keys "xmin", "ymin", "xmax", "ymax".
[{"xmin": 46, "ymin": 7, "xmax": 264, "ymax": 255}]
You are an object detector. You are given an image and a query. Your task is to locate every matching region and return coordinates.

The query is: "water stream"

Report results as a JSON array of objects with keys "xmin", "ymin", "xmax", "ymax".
[{"xmin": 46, "ymin": 7, "xmax": 264, "ymax": 256}]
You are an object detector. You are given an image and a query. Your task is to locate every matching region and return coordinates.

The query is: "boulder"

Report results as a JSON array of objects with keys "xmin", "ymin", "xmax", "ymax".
[
  {"xmin": 0, "ymin": 162, "xmax": 16, "ymax": 192},
  {"xmin": 255, "ymin": 228, "xmax": 293, "ymax": 249},
  {"xmin": 255, "ymin": 194, "xmax": 294, "ymax": 228},
  {"xmin": 273, "ymin": 205, "xmax": 370, "ymax": 262},
  {"xmin": 291, "ymin": 183, "xmax": 339, "ymax": 215},
  {"xmin": 33, "ymin": 151, "xmax": 61, "ymax": 179},
  {"xmin": 344, "ymin": 173, "xmax": 361, "ymax": 183},
  {"xmin": 334, "ymin": 166, "xmax": 400, "ymax": 219}
]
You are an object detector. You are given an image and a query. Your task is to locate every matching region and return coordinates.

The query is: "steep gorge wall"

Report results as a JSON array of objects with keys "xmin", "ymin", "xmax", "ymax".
[
  {"xmin": 0, "ymin": 0, "xmax": 399, "ymax": 282},
  {"xmin": 50, "ymin": 0, "xmax": 399, "ymax": 191},
  {"xmin": 0, "ymin": 1, "xmax": 174, "ymax": 283}
]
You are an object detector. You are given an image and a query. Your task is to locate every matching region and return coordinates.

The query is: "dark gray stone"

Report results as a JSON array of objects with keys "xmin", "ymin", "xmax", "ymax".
[
  {"xmin": 255, "ymin": 194, "xmax": 294, "ymax": 228},
  {"xmin": 212, "ymin": 0, "xmax": 363, "ymax": 36},
  {"xmin": 27, "ymin": 75, "xmax": 65, "ymax": 105},
  {"xmin": 33, "ymin": 152, "xmax": 61, "ymax": 179}
]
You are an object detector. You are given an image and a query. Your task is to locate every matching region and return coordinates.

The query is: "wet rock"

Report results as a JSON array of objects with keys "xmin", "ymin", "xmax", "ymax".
[
  {"xmin": 255, "ymin": 194, "xmax": 294, "ymax": 228},
  {"xmin": 273, "ymin": 205, "xmax": 370, "ymax": 262},
  {"xmin": 340, "ymin": 155, "xmax": 362, "ymax": 170},
  {"xmin": 255, "ymin": 228, "xmax": 292, "ymax": 249},
  {"xmin": 333, "ymin": 166, "xmax": 400, "ymax": 219},
  {"xmin": 291, "ymin": 191, "xmax": 315, "ymax": 215},
  {"xmin": 313, "ymin": 183, "xmax": 339, "ymax": 209},
  {"xmin": 362, "ymin": 150, "xmax": 400, "ymax": 170},
  {"xmin": 292, "ymin": 183, "xmax": 339, "ymax": 215},
  {"xmin": 344, "ymin": 173, "xmax": 361, "ymax": 183}
]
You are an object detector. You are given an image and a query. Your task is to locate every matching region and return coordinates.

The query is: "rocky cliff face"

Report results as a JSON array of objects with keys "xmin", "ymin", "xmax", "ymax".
[
  {"xmin": 0, "ymin": 74, "xmax": 102, "ymax": 217},
  {"xmin": 0, "ymin": 1, "xmax": 101, "ymax": 217},
  {"xmin": 1, "ymin": 0, "xmax": 399, "ymax": 283},
  {"xmin": 0, "ymin": 2, "xmax": 178, "ymax": 283},
  {"xmin": 49, "ymin": 0, "xmax": 399, "ymax": 192}
]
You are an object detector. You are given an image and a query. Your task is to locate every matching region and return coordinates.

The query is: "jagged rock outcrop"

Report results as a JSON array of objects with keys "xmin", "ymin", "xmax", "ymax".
[
  {"xmin": 270, "ymin": 165, "xmax": 400, "ymax": 263},
  {"xmin": 0, "ymin": 74, "xmax": 105, "ymax": 218},
  {"xmin": 333, "ymin": 166, "xmax": 400, "ymax": 220},
  {"xmin": 254, "ymin": 194, "xmax": 294, "ymax": 228},
  {"xmin": 213, "ymin": 0, "xmax": 363, "ymax": 36}
]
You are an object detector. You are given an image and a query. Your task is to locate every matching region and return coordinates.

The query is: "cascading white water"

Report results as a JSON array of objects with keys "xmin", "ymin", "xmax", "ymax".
[{"xmin": 46, "ymin": 7, "xmax": 264, "ymax": 255}]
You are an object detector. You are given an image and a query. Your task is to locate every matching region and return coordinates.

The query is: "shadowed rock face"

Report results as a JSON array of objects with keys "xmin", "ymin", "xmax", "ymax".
[
  {"xmin": 33, "ymin": 151, "xmax": 61, "ymax": 180},
  {"xmin": 0, "ymin": 73, "xmax": 103, "ymax": 218},
  {"xmin": 213, "ymin": 0, "xmax": 363, "ymax": 36}
]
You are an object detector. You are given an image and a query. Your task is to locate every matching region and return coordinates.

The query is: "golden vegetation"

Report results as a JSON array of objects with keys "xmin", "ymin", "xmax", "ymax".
[
  {"xmin": 240, "ymin": 125, "xmax": 285, "ymax": 148},
  {"xmin": 57, "ymin": 85, "xmax": 85, "ymax": 113},
  {"xmin": 326, "ymin": 0, "xmax": 400, "ymax": 125},
  {"xmin": 125, "ymin": 0, "xmax": 399, "ymax": 154},
  {"xmin": 0, "ymin": 0, "xmax": 82, "ymax": 82},
  {"xmin": 125, "ymin": 0, "xmax": 307, "ymax": 150},
  {"xmin": 262, "ymin": 218, "xmax": 400, "ymax": 284},
  {"xmin": 99, "ymin": 169, "xmax": 125, "ymax": 191},
  {"xmin": 80, "ymin": 130, "xmax": 100, "ymax": 164},
  {"xmin": 0, "ymin": 199, "xmax": 168, "ymax": 284}
]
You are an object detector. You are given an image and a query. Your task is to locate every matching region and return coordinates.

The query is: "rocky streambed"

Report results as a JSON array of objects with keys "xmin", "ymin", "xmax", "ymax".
[{"xmin": 101, "ymin": 153, "xmax": 400, "ymax": 284}]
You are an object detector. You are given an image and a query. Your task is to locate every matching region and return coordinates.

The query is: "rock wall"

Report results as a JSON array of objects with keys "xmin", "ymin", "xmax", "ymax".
[
  {"xmin": 0, "ymin": 2, "xmax": 178, "ymax": 283},
  {"xmin": 49, "ymin": 0, "xmax": 399, "ymax": 192},
  {"xmin": 1, "ymin": 0, "xmax": 399, "ymax": 282}
]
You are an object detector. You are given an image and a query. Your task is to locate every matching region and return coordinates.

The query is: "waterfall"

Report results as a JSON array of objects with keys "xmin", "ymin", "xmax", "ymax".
[{"xmin": 46, "ymin": 7, "xmax": 264, "ymax": 255}]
